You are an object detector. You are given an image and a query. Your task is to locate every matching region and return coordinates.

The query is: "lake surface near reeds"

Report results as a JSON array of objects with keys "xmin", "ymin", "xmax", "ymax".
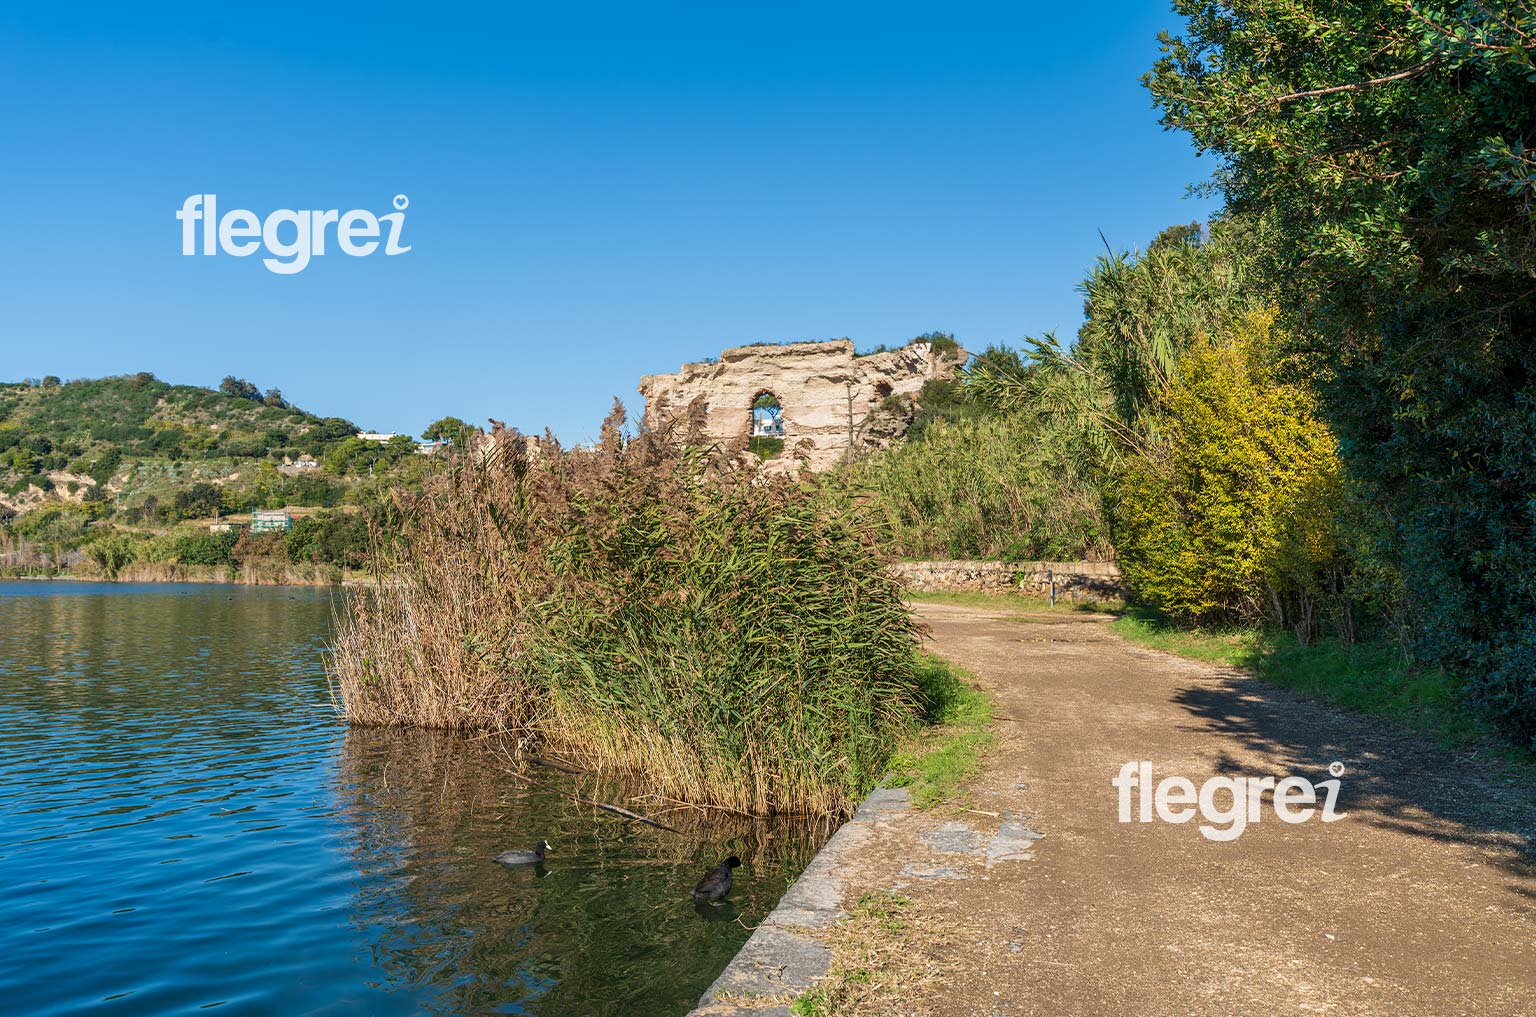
[{"xmin": 0, "ymin": 582, "xmax": 828, "ymax": 1016}]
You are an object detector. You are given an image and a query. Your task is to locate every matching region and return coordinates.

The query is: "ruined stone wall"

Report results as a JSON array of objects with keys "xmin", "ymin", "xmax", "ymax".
[{"xmin": 638, "ymin": 339, "xmax": 966, "ymax": 471}]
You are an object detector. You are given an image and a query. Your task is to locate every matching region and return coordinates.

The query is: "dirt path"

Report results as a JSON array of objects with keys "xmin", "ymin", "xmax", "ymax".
[{"xmin": 837, "ymin": 601, "xmax": 1536, "ymax": 1016}]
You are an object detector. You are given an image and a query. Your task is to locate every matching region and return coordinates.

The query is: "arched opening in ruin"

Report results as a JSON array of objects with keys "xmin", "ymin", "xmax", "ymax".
[
  {"xmin": 749, "ymin": 391, "xmax": 785, "ymax": 460},
  {"xmin": 751, "ymin": 392, "xmax": 785, "ymax": 438}
]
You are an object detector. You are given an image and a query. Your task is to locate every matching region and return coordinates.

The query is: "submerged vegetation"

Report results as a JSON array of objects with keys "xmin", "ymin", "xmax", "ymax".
[{"xmin": 331, "ymin": 403, "xmax": 933, "ymax": 817}]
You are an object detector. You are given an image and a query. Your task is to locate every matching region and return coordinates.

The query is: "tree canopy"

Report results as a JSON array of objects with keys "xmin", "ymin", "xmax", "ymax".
[{"xmin": 1148, "ymin": 0, "xmax": 1536, "ymax": 740}]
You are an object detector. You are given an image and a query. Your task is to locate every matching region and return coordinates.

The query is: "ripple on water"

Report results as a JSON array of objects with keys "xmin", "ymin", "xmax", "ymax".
[{"xmin": 0, "ymin": 582, "xmax": 829, "ymax": 1016}]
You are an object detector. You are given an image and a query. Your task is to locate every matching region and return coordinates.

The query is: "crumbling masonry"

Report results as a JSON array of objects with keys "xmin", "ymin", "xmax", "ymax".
[{"xmin": 638, "ymin": 338, "xmax": 968, "ymax": 471}]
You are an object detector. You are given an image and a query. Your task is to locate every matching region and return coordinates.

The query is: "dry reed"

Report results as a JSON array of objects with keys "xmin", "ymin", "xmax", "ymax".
[{"xmin": 329, "ymin": 402, "xmax": 925, "ymax": 817}]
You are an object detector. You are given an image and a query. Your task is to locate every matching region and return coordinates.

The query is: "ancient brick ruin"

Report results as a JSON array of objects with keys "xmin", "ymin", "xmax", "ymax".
[{"xmin": 638, "ymin": 338, "xmax": 967, "ymax": 471}]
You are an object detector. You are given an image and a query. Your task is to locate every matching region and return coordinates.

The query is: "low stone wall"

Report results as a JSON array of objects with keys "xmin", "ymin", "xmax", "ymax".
[
  {"xmin": 688, "ymin": 786, "xmax": 911, "ymax": 1016},
  {"xmin": 890, "ymin": 559, "xmax": 1124, "ymax": 602}
]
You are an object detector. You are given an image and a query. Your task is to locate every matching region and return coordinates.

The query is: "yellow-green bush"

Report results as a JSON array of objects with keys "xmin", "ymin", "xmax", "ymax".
[{"xmin": 1112, "ymin": 309, "xmax": 1343, "ymax": 629}]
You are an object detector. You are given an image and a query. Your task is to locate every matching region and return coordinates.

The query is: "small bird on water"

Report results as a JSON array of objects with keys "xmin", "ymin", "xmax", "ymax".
[
  {"xmin": 495, "ymin": 840, "xmax": 551, "ymax": 866},
  {"xmin": 690, "ymin": 856, "xmax": 741, "ymax": 902}
]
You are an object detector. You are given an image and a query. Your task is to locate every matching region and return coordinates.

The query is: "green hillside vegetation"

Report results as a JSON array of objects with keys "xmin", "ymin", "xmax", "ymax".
[
  {"xmin": 0, "ymin": 373, "xmax": 471, "ymax": 582},
  {"xmin": 0, "ymin": 373, "xmax": 350, "ymax": 483}
]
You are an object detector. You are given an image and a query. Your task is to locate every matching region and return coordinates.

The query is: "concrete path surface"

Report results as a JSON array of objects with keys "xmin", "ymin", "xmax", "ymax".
[{"xmin": 701, "ymin": 601, "xmax": 1536, "ymax": 1016}]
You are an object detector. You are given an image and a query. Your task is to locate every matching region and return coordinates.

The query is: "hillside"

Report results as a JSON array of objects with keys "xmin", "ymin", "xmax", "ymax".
[{"xmin": 0, "ymin": 373, "xmax": 434, "ymax": 521}]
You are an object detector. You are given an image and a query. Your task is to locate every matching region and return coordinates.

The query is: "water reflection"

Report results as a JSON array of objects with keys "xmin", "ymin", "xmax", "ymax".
[
  {"xmin": 335, "ymin": 726, "xmax": 832, "ymax": 1016},
  {"xmin": 0, "ymin": 581, "xmax": 830, "ymax": 1017}
]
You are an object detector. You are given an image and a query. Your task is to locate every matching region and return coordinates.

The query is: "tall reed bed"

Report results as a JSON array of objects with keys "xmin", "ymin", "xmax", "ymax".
[
  {"xmin": 837, "ymin": 415, "xmax": 1112, "ymax": 561},
  {"xmin": 329, "ymin": 404, "xmax": 925, "ymax": 816}
]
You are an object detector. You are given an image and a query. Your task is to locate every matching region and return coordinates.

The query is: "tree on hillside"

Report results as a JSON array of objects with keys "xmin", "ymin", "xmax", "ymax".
[
  {"xmin": 422, "ymin": 416, "xmax": 477, "ymax": 448},
  {"xmin": 172, "ymin": 482, "xmax": 223, "ymax": 520},
  {"xmin": 219, "ymin": 376, "xmax": 261, "ymax": 402},
  {"xmin": 1147, "ymin": 0, "xmax": 1536, "ymax": 741},
  {"xmin": 322, "ymin": 435, "xmax": 418, "ymax": 476},
  {"xmin": 133, "ymin": 494, "xmax": 162, "ymax": 526},
  {"xmin": 301, "ymin": 416, "xmax": 361, "ymax": 452}
]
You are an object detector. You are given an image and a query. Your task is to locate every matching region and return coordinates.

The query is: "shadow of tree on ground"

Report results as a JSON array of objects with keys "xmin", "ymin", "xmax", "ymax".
[{"xmin": 1172, "ymin": 669, "xmax": 1536, "ymax": 904}]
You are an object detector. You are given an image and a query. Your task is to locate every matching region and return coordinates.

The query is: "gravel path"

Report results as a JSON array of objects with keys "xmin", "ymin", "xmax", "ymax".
[{"xmin": 832, "ymin": 601, "xmax": 1536, "ymax": 1016}]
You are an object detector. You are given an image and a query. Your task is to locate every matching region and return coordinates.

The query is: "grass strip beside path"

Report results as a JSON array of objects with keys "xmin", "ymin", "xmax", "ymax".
[
  {"xmin": 791, "ymin": 892, "xmax": 947, "ymax": 1016},
  {"xmin": 890, "ymin": 652, "xmax": 996, "ymax": 808},
  {"xmin": 910, "ymin": 589, "xmax": 1530, "ymax": 765}
]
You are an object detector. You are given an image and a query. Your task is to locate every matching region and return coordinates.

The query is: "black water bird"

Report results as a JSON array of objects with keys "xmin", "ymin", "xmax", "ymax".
[
  {"xmin": 690, "ymin": 856, "xmax": 741, "ymax": 902},
  {"xmin": 495, "ymin": 840, "xmax": 551, "ymax": 866}
]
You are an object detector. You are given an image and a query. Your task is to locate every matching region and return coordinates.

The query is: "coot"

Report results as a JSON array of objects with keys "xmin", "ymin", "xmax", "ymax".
[
  {"xmin": 690, "ymin": 855, "xmax": 742, "ymax": 902},
  {"xmin": 495, "ymin": 839, "xmax": 551, "ymax": 866}
]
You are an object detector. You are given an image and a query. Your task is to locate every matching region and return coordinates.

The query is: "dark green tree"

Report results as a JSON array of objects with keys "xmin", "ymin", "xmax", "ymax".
[
  {"xmin": 1147, "ymin": 1, "xmax": 1536, "ymax": 740},
  {"xmin": 219, "ymin": 376, "xmax": 261, "ymax": 401},
  {"xmin": 172, "ymin": 482, "xmax": 224, "ymax": 519},
  {"xmin": 422, "ymin": 416, "xmax": 476, "ymax": 448}
]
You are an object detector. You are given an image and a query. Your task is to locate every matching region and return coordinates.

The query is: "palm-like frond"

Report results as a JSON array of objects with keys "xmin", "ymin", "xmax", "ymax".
[{"xmin": 969, "ymin": 225, "xmax": 1256, "ymax": 471}]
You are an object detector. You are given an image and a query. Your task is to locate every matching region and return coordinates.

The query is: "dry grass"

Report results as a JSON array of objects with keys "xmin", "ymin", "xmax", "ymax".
[
  {"xmin": 791, "ymin": 891, "xmax": 953, "ymax": 1016},
  {"xmin": 329, "ymin": 403, "xmax": 929, "ymax": 817}
]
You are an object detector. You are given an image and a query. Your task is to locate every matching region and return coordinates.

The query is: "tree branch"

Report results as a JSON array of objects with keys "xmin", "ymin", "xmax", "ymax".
[{"xmin": 1245, "ymin": 57, "xmax": 1440, "ymax": 116}]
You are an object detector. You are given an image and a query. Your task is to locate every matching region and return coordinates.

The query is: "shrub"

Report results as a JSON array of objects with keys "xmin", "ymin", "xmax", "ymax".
[
  {"xmin": 173, "ymin": 529, "xmax": 238, "ymax": 566},
  {"xmin": 286, "ymin": 510, "xmax": 370, "ymax": 568},
  {"xmin": 83, "ymin": 532, "xmax": 140, "ymax": 579},
  {"xmin": 284, "ymin": 473, "xmax": 344, "ymax": 507},
  {"xmin": 1112, "ymin": 310, "xmax": 1343, "ymax": 629},
  {"xmin": 231, "ymin": 529, "xmax": 289, "ymax": 567},
  {"xmin": 330, "ymin": 403, "xmax": 924, "ymax": 816},
  {"xmin": 85, "ymin": 449, "xmax": 121, "ymax": 486},
  {"xmin": 172, "ymin": 482, "xmax": 223, "ymax": 519},
  {"xmin": 13, "ymin": 505, "xmax": 89, "ymax": 542},
  {"xmin": 746, "ymin": 435, "xmax": 784, "ymax": 460}
]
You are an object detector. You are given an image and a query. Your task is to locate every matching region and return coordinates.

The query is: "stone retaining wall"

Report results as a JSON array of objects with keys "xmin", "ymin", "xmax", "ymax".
[
  {"xmin": 889, "ymin": 559, "xmax": 1124, "ymax": 602},
  {"xmin": 688, "ymin": 786, "xmax": 911, "ymax": 1016}
]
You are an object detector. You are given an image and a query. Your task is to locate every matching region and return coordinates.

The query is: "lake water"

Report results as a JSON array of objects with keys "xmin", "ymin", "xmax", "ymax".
[{"xmin": 0, "ymin": 582, "xmax": 826, "ymax": 1016}]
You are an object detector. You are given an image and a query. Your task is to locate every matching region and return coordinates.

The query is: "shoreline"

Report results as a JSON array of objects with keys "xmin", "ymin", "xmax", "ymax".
[
  {"xmin": 0, "ymin": 569, "xmax": 374, "ymax": 588},
  {"xmin": 688, "ymin": 786, "xmax": 910, "ymax": 1017}
]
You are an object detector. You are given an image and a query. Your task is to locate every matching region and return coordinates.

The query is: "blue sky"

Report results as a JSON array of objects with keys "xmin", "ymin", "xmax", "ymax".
[{"xmin": 0, "ymin": 2, "xmax": 1216, "ymax": 442}]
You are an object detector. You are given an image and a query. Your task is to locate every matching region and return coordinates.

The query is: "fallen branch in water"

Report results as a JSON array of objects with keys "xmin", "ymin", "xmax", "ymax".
[
  {"xmin": 505, "ymin": 768, "xmax": 682, "ymax": 833},
  {"xmin": 525, "ymin": 753, "xmax": 586, "ymax": 775}
]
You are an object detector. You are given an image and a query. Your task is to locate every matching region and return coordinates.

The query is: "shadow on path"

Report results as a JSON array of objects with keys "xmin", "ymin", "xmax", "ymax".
[{"xmin": 1174, "ymin": 670, "xmax": 1536, "ymax": 904}]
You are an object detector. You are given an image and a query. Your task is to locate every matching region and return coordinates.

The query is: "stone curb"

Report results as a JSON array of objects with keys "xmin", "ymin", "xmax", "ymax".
[{"xmin": 686, "ymin": 785, "xmax": 911, "ymax": 1016}]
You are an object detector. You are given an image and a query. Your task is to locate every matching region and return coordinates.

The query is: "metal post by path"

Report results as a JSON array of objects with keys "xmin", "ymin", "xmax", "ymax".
[{"xmin": 1048, "ymin": 569, "xmax": 1055, "ymax": 607}]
